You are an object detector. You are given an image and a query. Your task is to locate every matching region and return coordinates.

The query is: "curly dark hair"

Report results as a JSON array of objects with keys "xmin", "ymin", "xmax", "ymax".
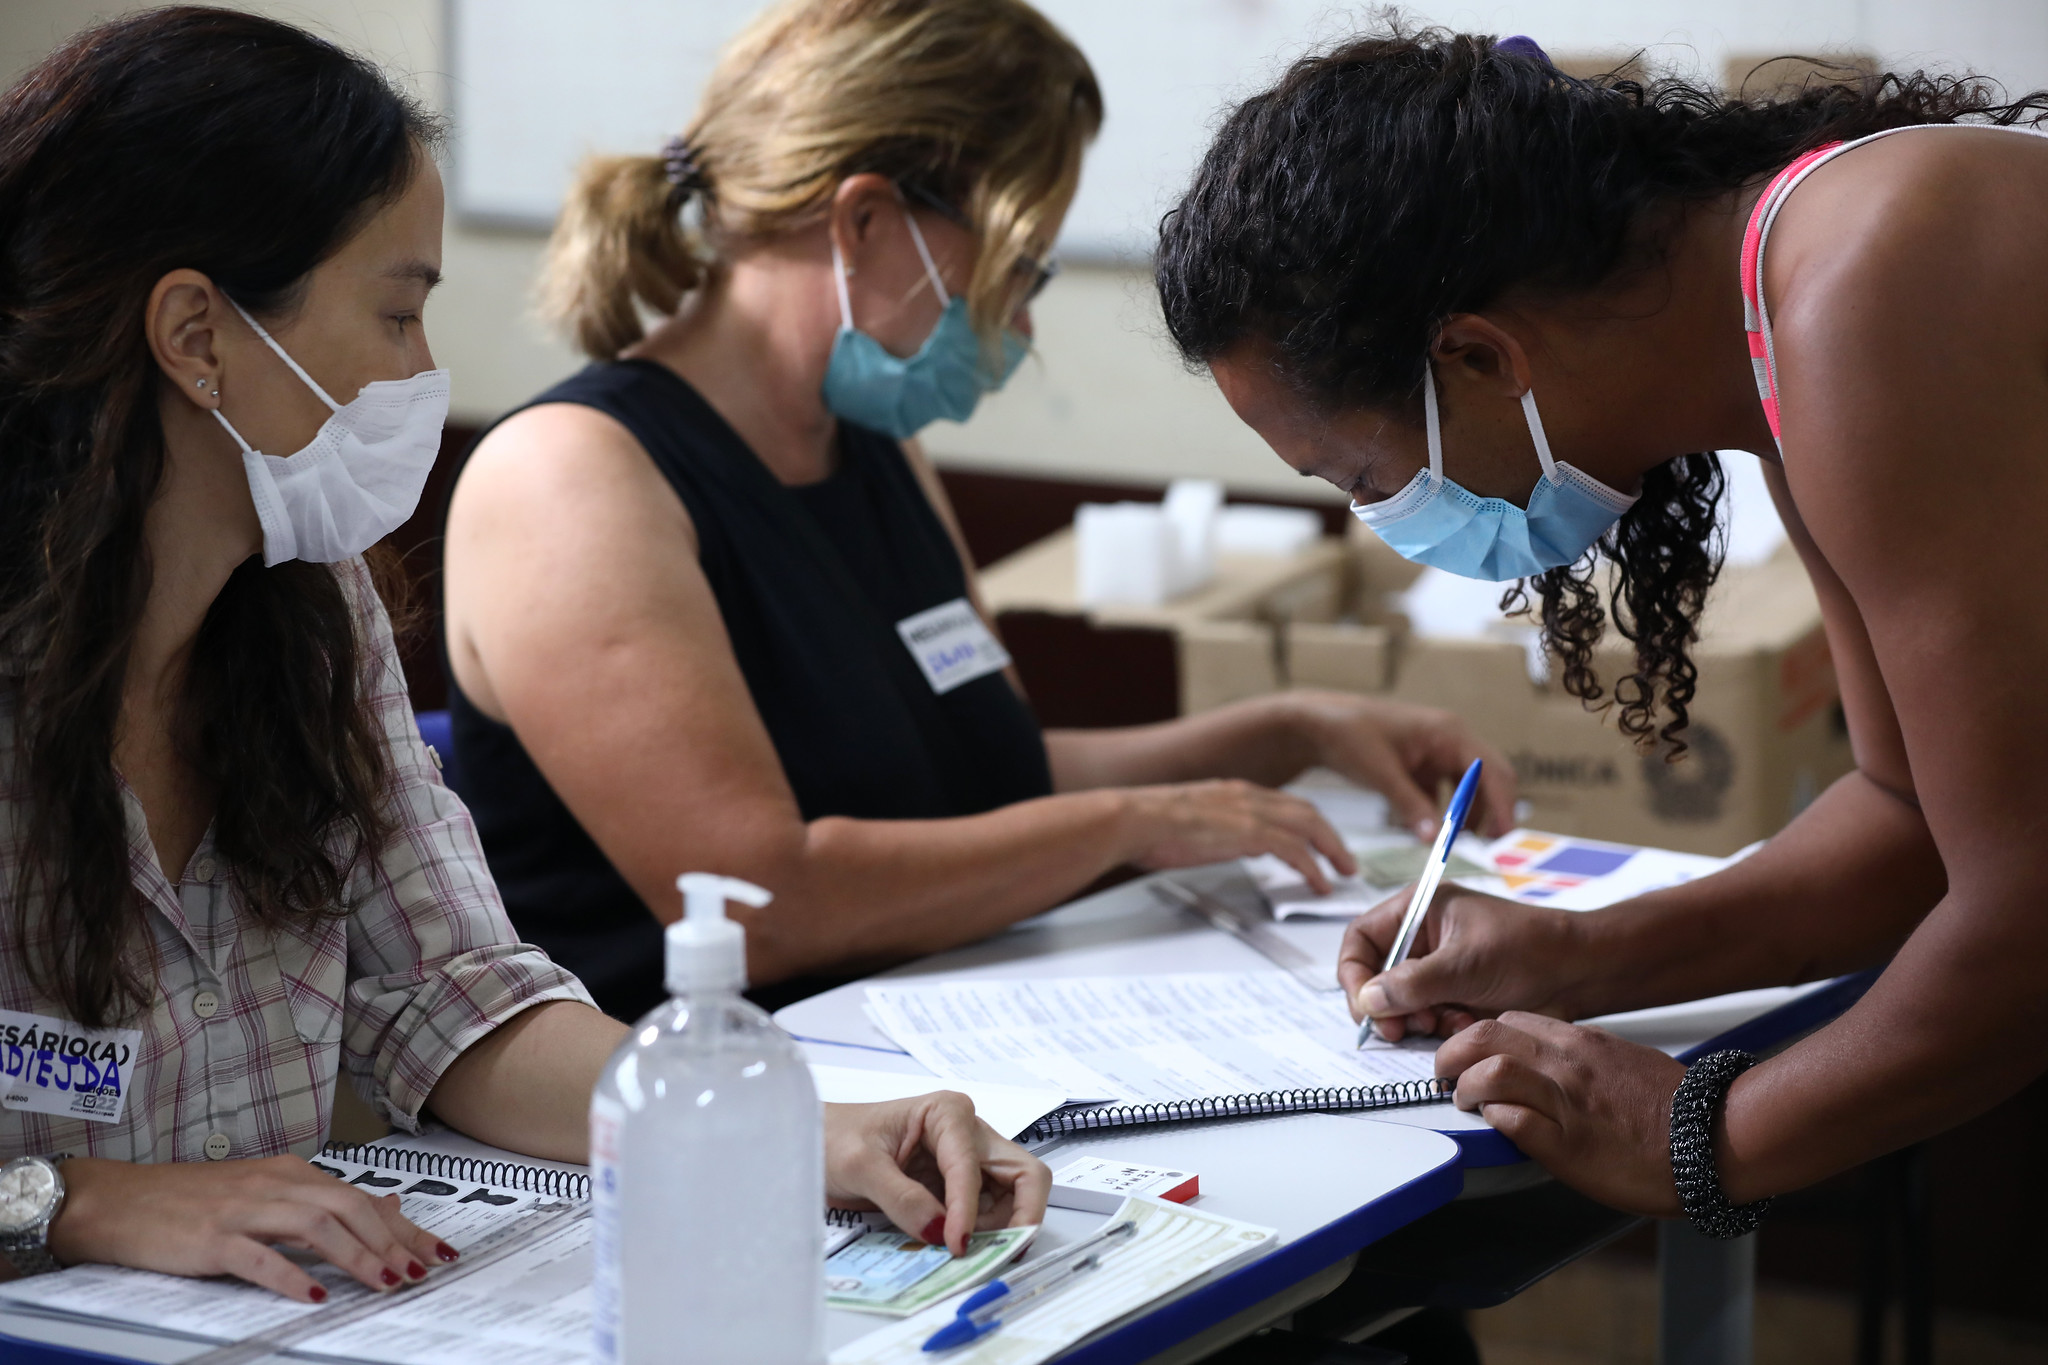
[
  {"xmin": 0, "ymin": 9, "xmax": 440, "ymax": 1027},
  {"xmin": 1156, "ymin": 22, "xmax": 2048, "ymax": 749}
]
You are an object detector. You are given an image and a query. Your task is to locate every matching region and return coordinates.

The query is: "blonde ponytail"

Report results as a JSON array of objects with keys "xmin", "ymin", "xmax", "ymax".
[
  {"xmin": 539, "ymin": 0, "xmax": 1101, "ymax": 361},
  {"xmin": 540, "ymin": 154, "xmax": 705, "ymax": 361}
]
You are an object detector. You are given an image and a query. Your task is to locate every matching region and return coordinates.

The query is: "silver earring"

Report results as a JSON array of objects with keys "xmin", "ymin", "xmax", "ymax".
[{"xmin": 195, "ymin": 378, "xmax": 207, "ymax": 389}]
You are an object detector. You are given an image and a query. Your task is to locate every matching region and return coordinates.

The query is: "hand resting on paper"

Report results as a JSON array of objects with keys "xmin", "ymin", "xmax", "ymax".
[
  {"xmin": 824, "ymin": 1092, "xmax": 1050, "ymax": 1257},
  {"xmin": 1433, "ymin": 1012, "xmax": 1689, "ymax": 1216},
  {"xmin": 44, "ymin": 1155, "xmax": 452, "ymax": 1303},
  {"xmin": 1338, "ymin": 882, "xmax": 1589, "ymax": 1041},
  {"xmin": 1120, "ymin": 779, "xmax": 1356, "ymax": 895}
]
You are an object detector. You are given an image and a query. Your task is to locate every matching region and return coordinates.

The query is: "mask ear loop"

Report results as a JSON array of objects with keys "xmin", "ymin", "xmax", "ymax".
[
  {"xmin": 1421, "ymin": 363, "xmax": 1445, "ymax": 484},
  {"xmin": 225, "ymin": 296, "xmax": 343, "ymax": 413},
  {"xmin": 1520, "ymin": 388, "xmax": 1562, "ymax": 484},
  {"xmin": 830, "ymin": 236, "xmax": 857, "ymax": 333},
  {"xmin": 899, "ymin": 207, "xmax": 953, "ymax": 307}
]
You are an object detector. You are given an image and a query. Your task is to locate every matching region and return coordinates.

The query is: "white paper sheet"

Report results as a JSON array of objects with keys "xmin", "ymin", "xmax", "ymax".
[
  {"xmin": 829, "ymin": 1195, "xmax": 1277, "ymax": 1365},
  {"xmin": 808, "ymin": 1064, "xmax": 1068, "ymax": 1141},
  {"xmin": 295, "ymin": 1214, "xmax": 593, "ymax": 1365},
  {"xmin": 864, "ymin": 973, "xmax": 1437, "ymax": 1106}
]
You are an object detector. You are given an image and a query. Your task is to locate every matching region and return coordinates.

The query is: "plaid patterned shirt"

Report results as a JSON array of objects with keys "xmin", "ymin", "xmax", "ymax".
[{"xmin": 0, "ymin": 558, "xmax": 593, "ymax": 1165}]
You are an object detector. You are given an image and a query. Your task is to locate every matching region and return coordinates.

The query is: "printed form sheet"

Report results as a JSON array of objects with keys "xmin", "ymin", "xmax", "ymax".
[
  {"xmin": 865, "ymin": 972, "xmax": 1437, "ymax": 1105},
  {"xmin": 0, "ymin": 1157, "xmax": 577, "ymax": 1364}
]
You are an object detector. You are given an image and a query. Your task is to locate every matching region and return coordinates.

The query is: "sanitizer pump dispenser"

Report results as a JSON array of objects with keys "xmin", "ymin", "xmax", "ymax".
[{"xmin": 591, "ymin": 874, "xmax": 823, "ymax": 1365}]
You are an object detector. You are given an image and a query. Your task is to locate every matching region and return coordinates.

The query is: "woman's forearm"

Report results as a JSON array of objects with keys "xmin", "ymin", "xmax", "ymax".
[
  {"xmin": 1720, "ymin": 876, "xmax": 2048, "ymax": 1203},
  {"xmin": 739, "ymin": 789, "xmax": 1144, "ymax": 981},
  {"xmin": 426, "ymin": 1001, "xmax": 628, "ymax": 1163},
  {"xmin": 1046, "ymin": 696, "xmax": 1316, "ymax": 792},
  {"xmin": 1567, "ymin": 768, "xmax": 1945, "ymax": 1018}
]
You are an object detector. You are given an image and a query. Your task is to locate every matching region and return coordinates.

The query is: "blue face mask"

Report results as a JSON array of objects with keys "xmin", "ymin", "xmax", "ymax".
[
  {"xmin": 820, "ymin": 207, "xmax": 1027, "ymax": 439},
  {"xmin": 1350, "ymin": 365, "xmax": 1638, "ymax": 580}
]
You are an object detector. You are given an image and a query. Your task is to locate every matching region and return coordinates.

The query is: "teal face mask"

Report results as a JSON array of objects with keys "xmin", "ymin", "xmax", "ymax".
[
  {"xmin": 820, "ymin": 207, "xmax": 1027, "ymax": 439},
  {"xmin": 1350, "ymin": 364, "xmax": 1638, "ymax": 581}
]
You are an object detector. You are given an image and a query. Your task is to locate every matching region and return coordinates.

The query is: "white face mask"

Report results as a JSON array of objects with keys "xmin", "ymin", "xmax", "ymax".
[{"xmin": 212, "ymin": 298, "xmax": 449, "ymax": 567}]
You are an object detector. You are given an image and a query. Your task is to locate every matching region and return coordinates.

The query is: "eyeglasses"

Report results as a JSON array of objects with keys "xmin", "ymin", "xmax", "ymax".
[{"xmin": 900, "ymin": 181, "xmax": 1061, "ymax": 306}]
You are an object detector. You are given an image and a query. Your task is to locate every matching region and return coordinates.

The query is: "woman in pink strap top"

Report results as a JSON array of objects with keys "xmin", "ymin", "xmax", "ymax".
[{"xmin": 1160, "ymin": 30, "xmax": 2048, "ymax": 1228}]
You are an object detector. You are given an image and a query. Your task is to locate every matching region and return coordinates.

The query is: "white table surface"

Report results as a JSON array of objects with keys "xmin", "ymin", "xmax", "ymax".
[{"xmin": 0, "ymin": 1097, "xmax": 1463, "ymax": 1365}]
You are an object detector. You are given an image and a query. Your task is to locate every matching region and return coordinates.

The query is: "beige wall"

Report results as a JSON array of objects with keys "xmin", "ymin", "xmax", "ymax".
[{"xmin": 0, "ymin": 0, "xmax": 1318, "ymax": 498}]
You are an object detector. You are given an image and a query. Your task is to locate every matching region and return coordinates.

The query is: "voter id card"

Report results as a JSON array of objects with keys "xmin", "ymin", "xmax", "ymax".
[{"xmin": 825, "ymin": 1230, "xmax": 953, "ymax": 1307}]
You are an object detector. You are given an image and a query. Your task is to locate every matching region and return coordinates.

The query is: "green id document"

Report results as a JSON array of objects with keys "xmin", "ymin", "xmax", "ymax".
[{"xmin": 826, "ymin": 1225, "xmax": 1036, "ymax": 1317}]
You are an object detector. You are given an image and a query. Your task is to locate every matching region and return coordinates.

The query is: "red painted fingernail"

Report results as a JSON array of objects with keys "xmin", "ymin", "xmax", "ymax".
[
  {"xmin": 309, "ymin": 1286, "xmax": 328, "ymax": 1304},
  {"xmin": 380, "ymin": 1268, "xmax": 400, "ymax": 1287},
  {"xmin": 436, "ymin": 1242, "xmax": 459, "ymax": 1263},
  {"xmin": 920, "ymin": 1216, "xmax": 947, "ymax": 1247},
  {"xmin": 406, "ymin": 1261, "xmax": 426, "ymax": 1280}
]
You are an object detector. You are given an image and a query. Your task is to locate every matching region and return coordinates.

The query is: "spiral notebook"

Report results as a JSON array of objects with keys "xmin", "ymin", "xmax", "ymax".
[
  {"xmin": 862, "ymin": 971, "xmax": 1449, "ymax": 1143},
  {"xmin": 324, "ymin": 1139, "xmax": 878, "ymax": 1251}
]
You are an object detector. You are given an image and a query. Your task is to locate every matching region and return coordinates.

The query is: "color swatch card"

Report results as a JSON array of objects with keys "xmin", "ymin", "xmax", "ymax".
[{"xmin": 1482, "ymin": 830, "xmax": 1729, "ymax": 910}]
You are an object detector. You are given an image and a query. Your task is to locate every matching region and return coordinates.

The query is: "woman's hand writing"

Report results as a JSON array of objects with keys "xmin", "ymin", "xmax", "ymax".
[{"xmin": 1339, "ymin": 883, "xmax": 1589, "ymax": 1040}]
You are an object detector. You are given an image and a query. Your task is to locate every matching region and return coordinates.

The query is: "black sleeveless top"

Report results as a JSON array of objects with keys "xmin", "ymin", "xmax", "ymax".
[{"xmin": 447, "ymin": 360, "xmax": 1052, "ymax": 1021}]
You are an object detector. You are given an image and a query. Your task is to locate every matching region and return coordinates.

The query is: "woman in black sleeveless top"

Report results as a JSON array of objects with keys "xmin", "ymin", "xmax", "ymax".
[{"xmin": 441, "ymin": 0, "xmax": 1512, "ymax": 1022}]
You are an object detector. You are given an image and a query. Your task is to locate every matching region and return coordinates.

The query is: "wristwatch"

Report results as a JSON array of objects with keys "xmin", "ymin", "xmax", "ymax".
[{"xmin": 0, "ymin": 1155, "xmax": 68, "ymax": 1277}]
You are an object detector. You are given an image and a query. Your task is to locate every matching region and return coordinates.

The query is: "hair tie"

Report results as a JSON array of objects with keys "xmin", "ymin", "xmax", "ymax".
[
  {"xmin": 1494, "ymin": 35, "xmax": 1551, "ymax": 65},
  {"xmin": 660, "ymin": 135, "xmax": 710, "ymax": 200}
]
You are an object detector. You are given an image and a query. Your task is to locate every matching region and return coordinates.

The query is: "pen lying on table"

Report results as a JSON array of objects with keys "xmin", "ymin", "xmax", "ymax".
[
  {"xmin": 1357, "ymin": 758, "xmax": 1483, "ymax": 1048},
  {"xmin": 921, "ymin": 1219, "xmax": 1138, "ymax": 1352}
]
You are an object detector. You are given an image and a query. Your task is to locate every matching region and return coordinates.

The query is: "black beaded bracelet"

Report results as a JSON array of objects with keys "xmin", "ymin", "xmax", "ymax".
[{"xmin": 1669, "ymin": 1049, "xmax": 1772, "ymax": 1239}]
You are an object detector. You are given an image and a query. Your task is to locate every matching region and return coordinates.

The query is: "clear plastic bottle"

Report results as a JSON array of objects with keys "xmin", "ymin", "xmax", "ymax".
[{"xmin": 591, "ymin": 874, "xmax": 823, "ymax": 1365}]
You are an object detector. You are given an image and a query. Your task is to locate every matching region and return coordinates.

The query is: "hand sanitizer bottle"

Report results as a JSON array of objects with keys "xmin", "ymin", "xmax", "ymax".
[{"xmin": 591, "ymin": 874, "xmax": 823, "ymax": 1365}]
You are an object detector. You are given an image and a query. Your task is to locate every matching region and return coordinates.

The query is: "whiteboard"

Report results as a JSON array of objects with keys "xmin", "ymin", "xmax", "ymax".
[{"xmin": 449, "ymin": 0, "xmax": 2048, "ymax": 258}]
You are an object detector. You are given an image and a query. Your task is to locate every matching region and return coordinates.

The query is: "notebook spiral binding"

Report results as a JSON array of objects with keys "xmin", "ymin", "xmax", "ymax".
[
  {"xmin": 320, "ymin": 1141, "xmax": 592, "ymax": 1201},
  {"xmin": 825, "ymin": 1207, "xmax": 868, "ymax": 1230},
  {"xmin": 1022, "ymin": 1076, "xmax": 1452, "ymax": 1142}
]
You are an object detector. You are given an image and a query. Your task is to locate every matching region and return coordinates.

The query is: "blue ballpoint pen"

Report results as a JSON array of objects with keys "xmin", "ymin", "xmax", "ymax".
[
  {"xmin": 1357, "ymin": 758, "xmax": 1483, "ymax": 1048},
  {"xmin": 921, "ymin": 1220, "xmax": 1137, "ymax": 1353}
]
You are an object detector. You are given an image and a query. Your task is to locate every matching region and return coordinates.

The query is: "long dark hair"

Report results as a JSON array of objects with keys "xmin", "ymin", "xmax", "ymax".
[
  {"xmin": 1157, "ymin": 23, "xmax": 2048, "ymax": 748},
  {"xmin": 0, "ymin": 9, "xmax": 440, "ymax": 1027}
]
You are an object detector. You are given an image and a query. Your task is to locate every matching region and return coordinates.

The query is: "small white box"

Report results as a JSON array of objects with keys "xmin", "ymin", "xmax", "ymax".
[
  {"xmin": 1216, "ymin": 505, "xmax": 1323, "ymax": 557},
  {"xmin": 1075, "ymin": 502, "xmax": 1175, "ymax": 606},
  {"xmin": 1047, "ymin": 1157, "xmax": 1200, "ymax": 1214}
]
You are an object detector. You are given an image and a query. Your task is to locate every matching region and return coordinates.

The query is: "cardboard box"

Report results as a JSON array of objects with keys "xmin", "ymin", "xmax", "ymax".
[
  {"xmin": 980, "ymin": 526, "xmax": 1351, "ymax": 631},
  {"xmin": 1177, "ymin": 619, "xmax": 1280, "ymax": 715},
  {"xmin": 1286, "ymin": 542, "xmax": 1852, "ymax": 857}
]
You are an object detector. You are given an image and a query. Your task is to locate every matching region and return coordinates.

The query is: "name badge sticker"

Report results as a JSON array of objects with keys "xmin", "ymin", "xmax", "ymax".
[
  {"xmin": 0, "ymin": 1009, "xmax": 141, "ymax": 1125},
  {"xmin": 895, "ymin": 598, "xmax": 1012, "ymax": 696}
]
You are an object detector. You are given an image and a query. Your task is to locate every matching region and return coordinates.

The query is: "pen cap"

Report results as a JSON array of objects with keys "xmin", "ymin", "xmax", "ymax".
[{"xmin": 667, "ymin": 873, "xmax": 772, "ymax": 994}]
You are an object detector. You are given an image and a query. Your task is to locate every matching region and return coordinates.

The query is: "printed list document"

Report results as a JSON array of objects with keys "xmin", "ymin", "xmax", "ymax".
[{"xmin": 864, "ymin": 972, "xmax": 1437, "ymax": 1106}]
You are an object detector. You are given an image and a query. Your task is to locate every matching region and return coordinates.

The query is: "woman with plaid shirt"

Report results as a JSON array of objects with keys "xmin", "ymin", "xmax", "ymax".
[{"xmin": 0, "ymin": 8, "xmax": 1044, "ymax": 1302}]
